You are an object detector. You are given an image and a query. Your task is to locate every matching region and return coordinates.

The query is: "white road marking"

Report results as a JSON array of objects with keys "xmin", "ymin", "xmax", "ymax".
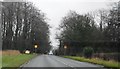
[{"xmin": 50, "ymin": 56, "xmax": 77, "ymax": 69}]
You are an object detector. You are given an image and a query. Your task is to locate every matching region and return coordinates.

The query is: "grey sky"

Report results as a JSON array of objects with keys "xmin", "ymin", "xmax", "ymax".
[{"xmin": 27, "ymin": 0, "xmax": 119, "ymax": 48}]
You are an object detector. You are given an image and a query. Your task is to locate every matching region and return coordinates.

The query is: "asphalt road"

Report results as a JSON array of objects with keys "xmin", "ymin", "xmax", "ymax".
[{"xmin": 21, "ymin": 55, "xmax": 107, "ymax": 69}]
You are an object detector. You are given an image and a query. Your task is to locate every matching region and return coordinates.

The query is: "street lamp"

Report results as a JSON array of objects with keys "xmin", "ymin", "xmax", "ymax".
[
  {"xmin": 64, "ymin": 45, "xmax": 67, "ymax": 55},
  {"xmin": 34, "ymin": 45, "xmax": 38, "ymax": 49},
  {"xmin": 64, "ymin": 45, "xmax": 67, "ymax": 49},
  {"xmin": 34, "ymin": 44, "xmax": 38, "ymax": 53}
]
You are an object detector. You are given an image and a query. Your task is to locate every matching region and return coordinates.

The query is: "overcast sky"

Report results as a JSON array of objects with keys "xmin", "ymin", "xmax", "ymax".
[{"xmin": 1, "ymin": 0, "xmax": 119, "ymax": 49}]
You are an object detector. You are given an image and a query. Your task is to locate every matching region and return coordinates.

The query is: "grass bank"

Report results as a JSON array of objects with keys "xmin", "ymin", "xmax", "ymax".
[
  {"xmin": 2, "ymin": 54, "xmax": 36, "ymax": 68},
  {"xmin": 64, "ymin": 56, "xmax": 120, "ymax": 69},
  {"xmin": 0, "ymin": 56, "xmax": 2, "ymax": 68}
]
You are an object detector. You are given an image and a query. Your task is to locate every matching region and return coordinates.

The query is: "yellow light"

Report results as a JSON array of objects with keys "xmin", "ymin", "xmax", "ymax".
[
  {"xmin": 64, "ymin": 45, "xmax": 67, "ymax": 49},
  {"xmin": 25, "ymin": 50, "xmax": 30, "ymax": 54},
  {"xmin": 34, "ymin": 45, "xmax": 38, "ymax": 48}
]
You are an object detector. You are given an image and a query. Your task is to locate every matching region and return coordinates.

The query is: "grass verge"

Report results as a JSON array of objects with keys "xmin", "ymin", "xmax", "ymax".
[
  {"xmin": 64, "ymin": 56, "xmax": 120, "ymax": 69},
  {"xmin": 2, "ymin": 54, "xmax": 36, "ymax": 67},
  {"xmin": 0, "ymin": 56, "xmax": 2, "ymax": 68}
]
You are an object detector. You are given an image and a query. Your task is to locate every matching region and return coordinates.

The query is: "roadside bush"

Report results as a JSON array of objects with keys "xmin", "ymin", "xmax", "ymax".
[{"xmin": 83, "ymin": 47, "xmax": 94, "ymax": 58}]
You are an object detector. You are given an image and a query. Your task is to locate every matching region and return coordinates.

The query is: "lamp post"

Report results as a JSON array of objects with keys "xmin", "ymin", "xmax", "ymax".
[
  {"xmin": 34, "ymin": 44, "xmax": 38, "ymax": 53},
  {"xmin": 64, "ymin": 45, "xmax": 67, "ymax": 55}
]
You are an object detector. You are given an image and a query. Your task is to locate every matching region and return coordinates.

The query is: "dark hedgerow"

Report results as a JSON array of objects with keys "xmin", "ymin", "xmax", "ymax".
[{"xmin": 83, "ymin": 47, "xmax": 94, "ymax": 58}]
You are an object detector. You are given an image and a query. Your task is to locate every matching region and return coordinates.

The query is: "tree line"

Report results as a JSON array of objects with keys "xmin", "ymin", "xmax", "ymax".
[
  {"xmin": 56, "ymin": 2, "xmax": 120, "ymax": 56},
  {"xmin": 1, "ymin": 2, "xmax": 51, "ymax": 53}
]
